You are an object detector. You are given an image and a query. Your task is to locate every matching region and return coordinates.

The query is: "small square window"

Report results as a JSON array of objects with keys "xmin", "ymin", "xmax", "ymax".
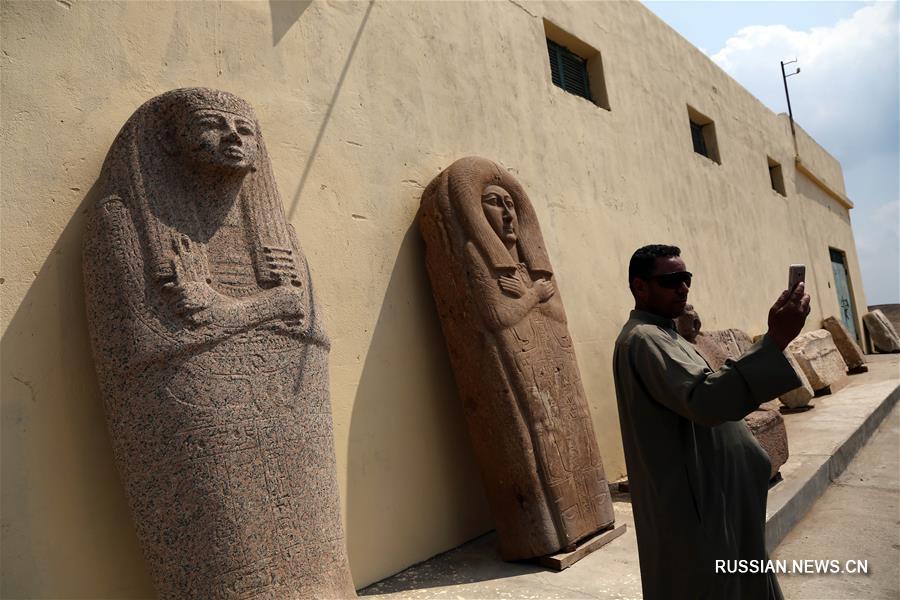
[
  {"xmin": 768, "ymin": 157, "xmax": 786, "ymax": 196},
  {"xmin": 544, "ymin": 20, "xmax": 610, "ymax": 110},
  {"xmin": 547, "ymin": 40, "xmax": 591, "ymax": 101},
  {"xmin": 686, "ymin": 106, "xmax": 720, "ymax": 164}
]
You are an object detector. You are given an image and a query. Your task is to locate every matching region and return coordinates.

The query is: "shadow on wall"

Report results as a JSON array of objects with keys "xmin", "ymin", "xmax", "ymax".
[
  {"xmin": 270, "ymin": 0, "xmax": 313, "ymax": 46},
  {"xmin": 287, "ymin": 0, "xmax": 374, "ymax": 220},
  {"xmin": 0, "ymin": 184, "xmax": 155, "ymax": 599},
  {"xmin": 345, "ymin": 220, "xmax": 493, "ymax": 588}
]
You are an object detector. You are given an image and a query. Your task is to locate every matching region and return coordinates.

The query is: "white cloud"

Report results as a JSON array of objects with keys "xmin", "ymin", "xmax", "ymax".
[
  {"xmin": 710, "ymin": 2, "xmax": 899, "ymax": 304},
  {"xmin": 712, "ymin": 2, "xmax": 898, "ymax": 158},
  {"xmin": 856, "ymin": 198, "xmax": 900, "ymax": 306}
]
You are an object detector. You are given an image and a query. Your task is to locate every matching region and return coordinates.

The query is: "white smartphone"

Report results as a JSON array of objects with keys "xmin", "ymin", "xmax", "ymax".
[{"xmin": 789, "ymin": 264, "xmax": 806, "ymax": 290}]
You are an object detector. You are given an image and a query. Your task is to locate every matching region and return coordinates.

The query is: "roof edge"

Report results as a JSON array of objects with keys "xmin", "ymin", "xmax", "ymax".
[{"xmin": 795, "ymin": 158, "xmax": 854, "ymax": 210}]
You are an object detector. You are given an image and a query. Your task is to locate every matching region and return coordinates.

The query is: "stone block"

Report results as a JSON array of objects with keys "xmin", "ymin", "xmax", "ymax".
[
  {"xmin": 728, "ymin": 329, "xmax": 755, "ymax": 354},
  {"xmin": 867, "ymin": 303, "xmax": 900, "ymax": 335},
  {"xmin": 778, "ymin": 350, "xmax": 815, "ymax": 409},
  {"xmin": 696, "ymin": 328, "xmax": 754, "ymax": 371},
  {"xmin": 692, "ymin": 322, "xmax": 813, "ymax": 408},
  {"xmin": 862, "ymin": 309, "xmax": 900, "ymax": 353},
  {"xmin": 745, "ymin": 407, "xmax": 789, "ymax": 480},
  {"xmin": 694, "ymin": 333, "xmax": 729, "ymax": 371},
  {"xmin": 787, "ymin": 330, "xmax": 849, "ymax": 392},
  {"xmin": 821, "ymin": 316, "xmax": 866, "ymax": 369}
]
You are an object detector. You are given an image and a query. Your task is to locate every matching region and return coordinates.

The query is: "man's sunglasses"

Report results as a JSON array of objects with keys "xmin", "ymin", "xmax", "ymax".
[{"xmin": 647, "ymin": 271, "xmax": 693, "ymax": 289}]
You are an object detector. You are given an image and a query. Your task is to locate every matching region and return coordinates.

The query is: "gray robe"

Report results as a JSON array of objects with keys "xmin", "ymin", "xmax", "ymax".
[{"xmin": 613, "ymin": 310, "xmax": 799, "ymax": 600}]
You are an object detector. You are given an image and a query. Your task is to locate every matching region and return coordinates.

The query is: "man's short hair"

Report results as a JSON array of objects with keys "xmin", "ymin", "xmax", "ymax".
[{"xmin": 628, "ymin": 244, "xmax": 681, "ymax": 288}]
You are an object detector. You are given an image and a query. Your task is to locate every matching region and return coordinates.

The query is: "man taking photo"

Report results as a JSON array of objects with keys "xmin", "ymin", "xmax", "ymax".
[{"xmin": 613, "ymin": 244, "xmax": 810, "ymax": 600}]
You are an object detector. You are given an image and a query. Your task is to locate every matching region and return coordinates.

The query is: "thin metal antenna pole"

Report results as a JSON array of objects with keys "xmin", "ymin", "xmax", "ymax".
[{"xmin": 781, "ymin": 59, "xmax": 800, "ymax": 138}]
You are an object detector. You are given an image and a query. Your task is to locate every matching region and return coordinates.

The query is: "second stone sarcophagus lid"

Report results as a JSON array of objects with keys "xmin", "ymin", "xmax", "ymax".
[
  {"xmin": 83, "ymin": 88, "xmax": 355, "ymax": 599},
  {"xmin": 419, "ymin": 156, "xmax": 615, "ymax": 560}
]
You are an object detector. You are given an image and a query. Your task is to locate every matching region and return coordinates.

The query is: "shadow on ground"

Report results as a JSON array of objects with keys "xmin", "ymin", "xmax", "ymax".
[{"xmin": 359, "ymin": 532, "xmax": 549, "ymax": 597}]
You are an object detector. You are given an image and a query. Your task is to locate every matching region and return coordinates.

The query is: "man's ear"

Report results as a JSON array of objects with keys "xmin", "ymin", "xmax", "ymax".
[{"xmin": 631, "ymin": 277, "xmax": 647, "ymax": 298}]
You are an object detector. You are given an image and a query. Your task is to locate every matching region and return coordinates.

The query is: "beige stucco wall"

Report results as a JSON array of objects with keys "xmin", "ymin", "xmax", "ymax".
[
  {"xmin": 795, "ymin": 122, "xmax": 848, "ymax": 197},
  {"xmin": 1, "ymin": 1, "xmax": 867, "ymax": 595}
]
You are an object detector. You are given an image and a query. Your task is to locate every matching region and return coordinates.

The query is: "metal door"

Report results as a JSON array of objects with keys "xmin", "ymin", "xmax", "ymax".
[{"xmin": 830, "ymin": 248, "xmax": 859, "ymax": 342}]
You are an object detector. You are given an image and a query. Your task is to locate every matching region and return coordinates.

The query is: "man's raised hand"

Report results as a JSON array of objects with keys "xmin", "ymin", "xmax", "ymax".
[{"xmin": 766, "ymin": 282, "xmax": 811, "ymax": 350}]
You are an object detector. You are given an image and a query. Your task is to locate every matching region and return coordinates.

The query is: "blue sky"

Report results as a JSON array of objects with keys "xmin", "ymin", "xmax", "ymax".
[{"xmin": 644, "ymin": 1, "xmax": 899, "ymax": 305}]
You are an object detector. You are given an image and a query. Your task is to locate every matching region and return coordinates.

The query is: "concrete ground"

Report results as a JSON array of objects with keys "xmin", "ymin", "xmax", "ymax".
[
  {"xmin": 763, "ymin": 355, "xmax": 900, "ymax": 552},
  {"xmin": 361, "ymin": 354, "xmax": 899, "ymax": 599},
  {"xmin": 772, "ymin": 402, "xmax": 900, "ymax": 600},
  {"xmin": 360, "ymin": 494, "xmax": 643, "ymax": 600}
]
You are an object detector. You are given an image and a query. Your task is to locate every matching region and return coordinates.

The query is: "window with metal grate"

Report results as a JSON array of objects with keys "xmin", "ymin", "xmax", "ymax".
[
  {"xmin": 547, "ymin": 39, "xmax": 591, "ymax": 101},
  {"xmin": 690, "ymin": 121, "xmax": 708, "ymax": 157},
  {"xmin": 768, "ymin": 157, "xmax": 786, "ymax": 196},
  {"xmin": 687, "ymin": 106, "xmax": 720, "ymax": 164}
]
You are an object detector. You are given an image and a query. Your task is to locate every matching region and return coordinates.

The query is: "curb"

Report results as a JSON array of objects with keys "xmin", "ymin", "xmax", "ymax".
[{"xmin": 765, "ymin": 383, "xmax": 900, "ymax": 553}]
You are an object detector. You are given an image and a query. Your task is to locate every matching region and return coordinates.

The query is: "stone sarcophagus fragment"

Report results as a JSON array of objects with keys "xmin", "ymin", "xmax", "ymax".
[
  {"xmin": 675, "ymin": 306, "xmax": 790, "ymax": 476},
  {"xmin": 862, "ymin": 309, "xmax": 900, "ymax": 353},
  {"xmin": 699, "ymin": 328, "xmax": 753, "ymax": 371},
  {"xmin": 83, "ymin": 89, "xmax": 355, "ymax": 599},
  {"xmin": 674, "ymin": 306, "xmax": 755, "ymax": 371},
  {"xmin": 867, "ymin": 304, "xmax": 900, "ymax": 336},
  {"xmin": 744, "ymin": 408, "xmax": 788, "ymax": 480},
  {"xmin": 674, "ymin": 306, "xmax": 753, "ymax": 371},
  {"xmin": 778, "ymin": 351, "xmax": 815, "ymax": 409},
  {"xmin": 821, "ymin": 315, "xmax": 866, "ymax": 371},
  {"xmin": 787, "ymin": 330, "xmax": 849, "ymax": 393},
  {"xmin": 419, "ymin": 156, "xmax": 615, "ymax": 560}
]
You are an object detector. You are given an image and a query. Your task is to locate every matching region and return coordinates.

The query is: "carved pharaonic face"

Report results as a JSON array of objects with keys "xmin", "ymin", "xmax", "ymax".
[
  {"xmin": 181, "ymin": 108, "xmax": 260, "ymax": 173},
  {"xmin": 481, "ymin": 185, "xmax": 518, "ymax": 246},
  {"xmin": 675, "ymin": 303, "xmax": 702, "ymax": 341}
]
